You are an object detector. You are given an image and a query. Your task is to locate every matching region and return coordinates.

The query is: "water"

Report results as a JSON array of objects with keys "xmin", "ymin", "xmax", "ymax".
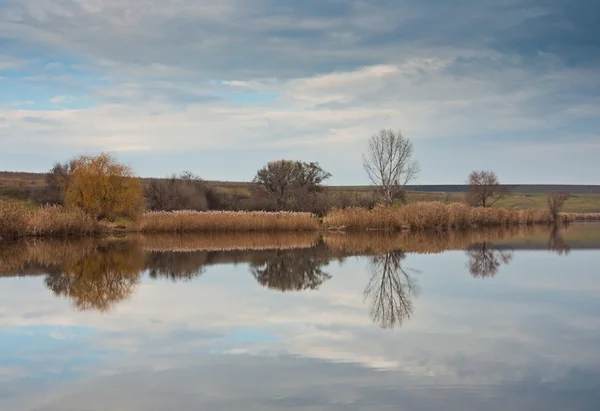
[{"xmin": 1, "ymin": 225, "xmax": 599, "ymax": 410}]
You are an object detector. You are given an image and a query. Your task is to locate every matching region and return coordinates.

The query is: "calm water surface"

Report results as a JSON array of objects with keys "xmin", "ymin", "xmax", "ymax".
[{"xmin": 1, "ymin": 225, "xmax": 599, "ymax": 410}]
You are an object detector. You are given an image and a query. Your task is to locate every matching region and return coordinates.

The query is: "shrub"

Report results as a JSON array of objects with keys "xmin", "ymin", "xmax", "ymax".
[{"xmin": 64, "ymin": 153, "xmax": 145, "ymax": 220}]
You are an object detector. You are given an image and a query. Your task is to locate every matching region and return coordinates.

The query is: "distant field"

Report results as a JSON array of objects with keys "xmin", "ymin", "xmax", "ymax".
[
  {"xmin": 402, "ymin": 192, "xmax": 600, "ymax": 213},
  {"xmin": 2, "ymin": 171, "xmax": 600, "ymax": 212}
]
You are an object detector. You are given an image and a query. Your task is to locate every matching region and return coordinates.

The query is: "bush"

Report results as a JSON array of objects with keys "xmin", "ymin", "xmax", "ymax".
[{"xmin": 64, "ymin": 153, "xmax": 145, "ymax": 220}]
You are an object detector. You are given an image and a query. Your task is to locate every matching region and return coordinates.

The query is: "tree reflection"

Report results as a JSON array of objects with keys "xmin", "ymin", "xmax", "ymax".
[
  {"xmin": 548, "ymin": 225, "xmax": 570, "ymax": 255},
  {"xmin": 251, "ymin": 249, "xmax": 332, "ymax": 291},
  {"xmin": 146, "ymin": 251, "xmax": 207, "ymax": 281},
  {"xmin": 465, "ymin": 242, "xmax": 513, "ymax": 277},
  {"xmin": 364, "ymin": 250, "xmax": 419, "ymax": 329},
  {"xmin": 45, "ymin": 242, "xmax": 145, "ymax": 312}
]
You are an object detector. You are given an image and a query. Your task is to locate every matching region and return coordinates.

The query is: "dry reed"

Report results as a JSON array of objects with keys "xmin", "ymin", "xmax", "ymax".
[
  {"xmin": 323, "ymin": 202, "xmax": 560, "ymax": 231},
  {"xmin": 562, "ymin": 213, "xmax": 600, "ymax": 222},
  {"xmin": 138, "ymin": 210, "xmax": 319, "ymax": 232},
  {"xmin": 0, "ymin": 200, "xmax": 101, "ymax": 238}
]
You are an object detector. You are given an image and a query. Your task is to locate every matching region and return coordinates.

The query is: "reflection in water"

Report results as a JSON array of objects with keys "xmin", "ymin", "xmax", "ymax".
[
  {"xmin": 2, "ymin": 225, "xmax": 600, "ymax": 411},
  {"xmin": 44, "ymin": 242, "xmax": 145, "ymax": 312},
  {"xmin": 465, "ymin": 243, "xmax": 514, "ymax": 278},
  {"xmin": 146, "ymin": 251, "xmax": 207, "ymax": 281},
  {"xmin": 0, "ymin": 225, "xmax": 588, "ymax": 317},
  {"xmin": 549, "ymin": 225, "xmax": 571, "ymax": 255},
  {"xmin": 251, "ymin": 248, "xmax": 332, "ymax": 292},
  {"xmin": 364, "ymin": 251, "xmax": 419, "ymax": 329}
]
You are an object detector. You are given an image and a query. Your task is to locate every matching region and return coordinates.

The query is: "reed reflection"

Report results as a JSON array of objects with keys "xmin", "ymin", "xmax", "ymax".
[{"xmin": 364, "ymin": 250, "xmax": 419, "ymax": 329}]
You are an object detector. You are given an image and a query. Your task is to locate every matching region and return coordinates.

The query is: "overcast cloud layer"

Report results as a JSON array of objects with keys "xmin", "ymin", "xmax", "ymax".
[{"xmin": 1, "ymin": 0, "xmax": 599, "ymax": 183}]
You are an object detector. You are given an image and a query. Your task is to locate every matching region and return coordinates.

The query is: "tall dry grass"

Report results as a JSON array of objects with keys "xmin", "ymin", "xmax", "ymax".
[
  {"xmin": 323, "ymin": 202, "xmax": 560, "ymax": 231},
  {"xmin": 0, "ymin": 200, "xmax": 29, "ymax": 239},
  {"xmin": 0, "ymin": 200, "xmax": 101, "ymax": 238},
  {"xmin": 562, "ymin": 213, "xmax": 600, "ymax": 222},
  {"xmin": 138, "ymin": 210, "xmax": 319, "ymax": 232}
]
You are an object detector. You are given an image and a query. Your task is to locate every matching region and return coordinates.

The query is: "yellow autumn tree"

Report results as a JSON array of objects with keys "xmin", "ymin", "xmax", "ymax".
[{"xmin": 63, "ymin": 153, "xmax": 144, "ymax": 220}]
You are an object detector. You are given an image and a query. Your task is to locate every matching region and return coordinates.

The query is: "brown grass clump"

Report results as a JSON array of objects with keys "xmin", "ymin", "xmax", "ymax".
[
  {"xmin": 562, "ymin": 213, "xmax": 600, "ymax": 222},
  {"xmin": 323, "ymin": 205, "xmax": 405, "ymax": 231},
  {"xmin": 400, "ymin": 201, "xmax": 450, "ymax": 230},
  {"xmin": 0, "ymin": 200, "xmax": 29, "ymax": 239},
  {"xmin": 0, "ymin": 200, "xmax": 101, "ymax": 238},
  {"xmin": 138, "ymin": 210, "xmax": 319, "ymax": 232},
  {"xmin": 323, "ymin": 202, "xmax": 563, "ymax": 232},
  {"xmin": 27, "ymin": 205, "xmax": 100, "ymax": 236}
]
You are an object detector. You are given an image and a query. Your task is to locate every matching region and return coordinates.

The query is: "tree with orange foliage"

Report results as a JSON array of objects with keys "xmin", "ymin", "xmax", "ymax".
[{"xmin": 63, "ymin": 153, "xmax": 144, "ymax": 220}]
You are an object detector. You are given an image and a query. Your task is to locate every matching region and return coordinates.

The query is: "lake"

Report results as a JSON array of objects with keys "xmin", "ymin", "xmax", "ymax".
[{"xmin": 1, "ymin": 224, "xmax": 600, "ymax": 410}]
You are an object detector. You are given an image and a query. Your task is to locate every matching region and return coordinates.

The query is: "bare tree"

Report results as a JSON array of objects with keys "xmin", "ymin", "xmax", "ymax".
[
  {"xmin": 363, "ymin": 250, "xmax": 419, "ymax": 329},
  {"xmin": 363, "ymin": 129, "xmax": 420, "ymax": 206},
  {"xmin": 31, "ymin": 161, "xmax": 76, "ymax": 205},
  {"xmin": 548, "ymin": 192, "xmax": 570, "ymax": 224},
  {"xmin": 466, "ymin": 170, "xmax": 510, "ymax": 208},
  {"xmin": 145, "ymin": 172, "xmax": 210, "ymax": 211},
  {"xmin": 253, "ymin": 160, "xmax": 331, "ymax": 210}
]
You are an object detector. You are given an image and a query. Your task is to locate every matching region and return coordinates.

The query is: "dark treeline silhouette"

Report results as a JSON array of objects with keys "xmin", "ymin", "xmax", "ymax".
[
  {"xmin": 250, "ymin": 248, "xmax": 334, "ymax": 292},
  {"xmin": 21, "ymin": 157, "xmax": 375, "ymax": 217}
]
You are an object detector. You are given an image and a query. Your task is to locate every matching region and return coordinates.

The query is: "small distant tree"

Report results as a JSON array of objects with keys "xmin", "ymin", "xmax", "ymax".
[
  {"xmin": 63, "ymin": 153, "xmax": 144, "ymax": 220},
  {"xmin": 548, "ymin": 192, "xmax": 570, "ymax": 224},
  {"xmin": 30, "ymin": 160, "xmax": 76, "ymax": 205},
  {"xmin": 253, "ymin": 160, "xmax": 331, "ymax": 210},
  {"xmin": 466, "ymin": 170, "xmax": 510, "ymax": 208},
  {"xmin": 363, "ymin": 129, "xmax": 420, "ymax": 206},
  {"xmin": 146, "ymin": 171, "xmax": 210, "ymax": 211}
]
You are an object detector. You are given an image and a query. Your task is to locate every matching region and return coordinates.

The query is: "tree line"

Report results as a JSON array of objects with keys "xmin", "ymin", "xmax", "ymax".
[{"xmin": 23, "ymin": 128, "xmax": 570, "ymax": 221}]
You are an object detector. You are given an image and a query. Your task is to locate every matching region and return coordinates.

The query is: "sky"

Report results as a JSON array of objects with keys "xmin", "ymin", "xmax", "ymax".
[{"xmin": 0, "ymin": 0, "xmax": 599, "ymax": 184}]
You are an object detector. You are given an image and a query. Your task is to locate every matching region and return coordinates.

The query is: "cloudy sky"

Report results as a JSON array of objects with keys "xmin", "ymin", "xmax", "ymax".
[{"xmin": 1, "ymin": 0, "xmax": 599, "ymax": 184}]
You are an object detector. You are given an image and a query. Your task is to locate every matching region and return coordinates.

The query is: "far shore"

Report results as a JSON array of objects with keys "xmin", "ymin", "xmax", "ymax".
[{"xmin": 2, "ymin": 200, "xmax": 600, "ymax": 240}]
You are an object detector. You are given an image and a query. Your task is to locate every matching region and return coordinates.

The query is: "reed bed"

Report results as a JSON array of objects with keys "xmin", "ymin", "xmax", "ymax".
[
  {"xmin": 562, "ymin": 213, "xmax": 600, "ymax": 222},
  {"xmin": 0, "ymin": 237, "xmax": 100, "ymax": 275},
  {"xmin": 138, "ymin": 210, "xmax": 319, "ymax": 232},
  {"xmin": 323, "ymin": 225, "xmax": 542, "ymax": 255},
  {"xmin": 0, "ymin": 200, "xmax": 101, "ymax": 238},
  {"xmin": 323, "ymin": 202, "xmax": 558, "ymax": 231},
  {"xmin": 138, "ymin": 232, "xmax": 320, "ymax": 252}
]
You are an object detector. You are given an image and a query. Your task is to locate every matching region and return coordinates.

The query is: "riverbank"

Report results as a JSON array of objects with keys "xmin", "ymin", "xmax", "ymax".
[{"xmin": 2, "ymin": 199, "xmax": 600, "ymax": 239}]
